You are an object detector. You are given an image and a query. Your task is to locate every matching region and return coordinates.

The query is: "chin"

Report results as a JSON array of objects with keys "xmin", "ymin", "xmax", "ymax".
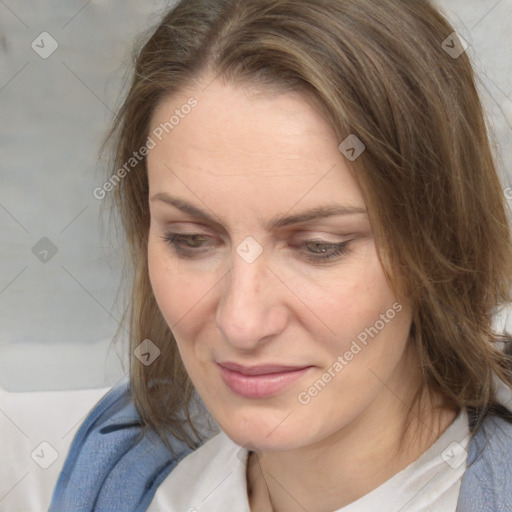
[
  {"xmin": 226, "ymin": 429, "xmax": 300, "ymax": 453},
  {"xmin": 213, "ymin": 407, "xmax": 313, "ymax": 453}
]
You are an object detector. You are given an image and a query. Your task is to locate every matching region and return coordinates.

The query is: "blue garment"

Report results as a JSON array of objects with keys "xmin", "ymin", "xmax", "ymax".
[
  {"xmin": 50, "ymin": 377, "xmax": 512, "ymax": 512},
  {"xmin": 49, "ymin": 377, "xmax": 195, "ymax": 512}
]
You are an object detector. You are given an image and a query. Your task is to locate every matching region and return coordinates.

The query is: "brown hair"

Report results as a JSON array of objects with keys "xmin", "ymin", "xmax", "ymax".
[{"xmin": 101, "ymin": 0, "xmax": 512, "ymax": 450}]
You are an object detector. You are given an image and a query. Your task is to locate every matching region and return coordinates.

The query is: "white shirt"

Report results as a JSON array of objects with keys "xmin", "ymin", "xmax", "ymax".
[{"xmin": 148, "ymin": 409, "xmax": 470, "ymax": 512}]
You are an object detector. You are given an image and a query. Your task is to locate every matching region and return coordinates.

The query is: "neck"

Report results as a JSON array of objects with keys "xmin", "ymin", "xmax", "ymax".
[{"xmin": 247, "ymin": 380, "xmax": 457, "ymax": 512}]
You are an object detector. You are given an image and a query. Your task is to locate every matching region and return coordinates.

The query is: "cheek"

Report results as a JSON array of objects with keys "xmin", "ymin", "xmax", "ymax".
[
  {"xmin": 147, "ymin": 236, "xmax": 218, "ymax": 353},
  {"xmin": 147, "ymin": 237, "xmax": 195, "ymax": 331},
  {"xmin": 289, "ymin": 245, "xmax": 398, "ymax": 350}
]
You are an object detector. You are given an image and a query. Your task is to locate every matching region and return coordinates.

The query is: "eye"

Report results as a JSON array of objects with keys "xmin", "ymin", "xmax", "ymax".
[
  {"xmin": 161, "ymin": 232, "xmax": 351, "ymax": 263},
  {"xmin": 161, "ymin": 232, "xmax": 216, "ymax": 258},
  {"xmin": 291, "ymin": 239, "xmax": 350, "ymax": 262}
]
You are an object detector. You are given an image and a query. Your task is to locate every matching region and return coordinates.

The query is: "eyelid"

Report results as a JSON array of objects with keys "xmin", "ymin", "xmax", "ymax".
[
  {"xmin": 161, "ymin": 231, "xmax": 354, "ymax": 264},
  {"xmin": 158, "ymin": 223, "xmax": 358, "ymax": 243},
  {"xmin": 160, "ymin": 227, "xmax": 352, "ymax": 244},
  {"xmin": 154, "ymin": 214, "xmax": 366, "ymax": 236},
  {"xmin": 155, "ymin": 221, "xmax": 221, "ymax": 237}
]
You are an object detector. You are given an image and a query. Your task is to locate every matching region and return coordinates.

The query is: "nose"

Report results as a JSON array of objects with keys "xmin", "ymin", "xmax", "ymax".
[{"xmin": 215, "ymin": 253, "xmax": 288, "ymax": 351}]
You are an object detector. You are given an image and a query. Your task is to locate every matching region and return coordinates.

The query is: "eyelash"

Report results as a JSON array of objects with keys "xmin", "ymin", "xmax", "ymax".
[{"xmin": 160, "ymin": 233, "xmax": 350, "ymax": 263}]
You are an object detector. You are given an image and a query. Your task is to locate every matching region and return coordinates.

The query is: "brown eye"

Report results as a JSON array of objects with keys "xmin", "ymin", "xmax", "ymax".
[{"xmin": 161, "ymin": 233, "xmax": 215, "ymax": 257}]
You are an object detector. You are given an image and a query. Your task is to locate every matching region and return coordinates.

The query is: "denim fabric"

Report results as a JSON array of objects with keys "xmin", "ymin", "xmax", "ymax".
[
  {"xmin": 49, "ymin": 377, "xmax": 194, "ymax": 512},
  {"xmin": 456, "ymin": 412, "xmax": 512, "ymax": 511}
]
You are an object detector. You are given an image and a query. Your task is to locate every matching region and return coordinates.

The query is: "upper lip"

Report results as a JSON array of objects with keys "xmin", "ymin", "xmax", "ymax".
[{"xmin": 217, "ymin": 361, "xmax": 311, "ymax": 376}]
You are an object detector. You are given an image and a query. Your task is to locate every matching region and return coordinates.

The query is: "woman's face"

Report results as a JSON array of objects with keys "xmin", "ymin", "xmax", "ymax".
[{"xmin": 147, "ymin": 79, "xmax": 414, "ymax": 452}]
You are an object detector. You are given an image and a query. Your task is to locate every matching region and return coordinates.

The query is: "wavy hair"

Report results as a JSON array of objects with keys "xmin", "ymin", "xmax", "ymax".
[{"xmin": 101, "ymin": 0, "xmax": 512, "ymax": 450}]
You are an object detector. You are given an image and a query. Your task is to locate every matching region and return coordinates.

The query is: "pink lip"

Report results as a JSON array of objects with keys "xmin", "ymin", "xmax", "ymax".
[{"xmin": 217, "ymin": 362, "xmax": 312, "ymax": 398}]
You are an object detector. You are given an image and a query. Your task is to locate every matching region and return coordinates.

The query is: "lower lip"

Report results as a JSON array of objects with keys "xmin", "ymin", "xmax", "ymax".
[{"xmin": 218, "ymin": 365, "xmax": 312, "ymax": 398}]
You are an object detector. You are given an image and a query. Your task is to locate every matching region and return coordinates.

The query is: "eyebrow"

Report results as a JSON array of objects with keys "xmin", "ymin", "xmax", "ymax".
[{"xmin": 150, "ymin": 192, "xmax": 368, "ymax": 230}]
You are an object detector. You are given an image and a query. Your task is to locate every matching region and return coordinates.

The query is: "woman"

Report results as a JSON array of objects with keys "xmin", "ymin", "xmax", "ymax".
[{"xmin": 51, "ymin": 0, "xmax": 512, "ymax": 510}]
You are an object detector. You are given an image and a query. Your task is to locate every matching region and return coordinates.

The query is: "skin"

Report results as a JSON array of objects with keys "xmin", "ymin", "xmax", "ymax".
[{"xmin": 146, "ymin": 78, "xmax": 457, "ymax": 511}]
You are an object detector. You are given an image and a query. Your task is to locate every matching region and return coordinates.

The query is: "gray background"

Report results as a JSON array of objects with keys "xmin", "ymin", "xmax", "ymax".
[{"xmin": 1, "ymin": 0, "xmax": 511, "ymax": 392}]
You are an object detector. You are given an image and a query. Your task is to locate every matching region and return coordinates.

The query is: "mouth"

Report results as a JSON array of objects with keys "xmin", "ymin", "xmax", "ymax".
[{"xmin": 217, "ymin": 361, "xmax": 313, "ymax": 398}]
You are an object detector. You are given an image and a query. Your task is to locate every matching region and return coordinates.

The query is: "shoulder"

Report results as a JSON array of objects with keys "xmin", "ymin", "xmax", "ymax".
[
  {"xmin": 457, "ymin": 412, "xmax": 512, "ymax": 511},
  {"xmin": 150, "ymin": 431, "xmax": 250, "ymax": 511},
  {"xmin": 467, "ymin": 412, "xmax": 512, "ymax": 478},
  {"xmin": 49, "ymin": 376, "xmax": 195, "ymax": 512}
]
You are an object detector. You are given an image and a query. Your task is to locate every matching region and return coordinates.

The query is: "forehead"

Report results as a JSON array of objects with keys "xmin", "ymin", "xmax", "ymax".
[
  {"xmin": 146, "ymin": 79, "xmax": 366, "ymax": 217},
  {"xmin": 149, "ymin": 80, "xmax": 338, "ymax": 170}
]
